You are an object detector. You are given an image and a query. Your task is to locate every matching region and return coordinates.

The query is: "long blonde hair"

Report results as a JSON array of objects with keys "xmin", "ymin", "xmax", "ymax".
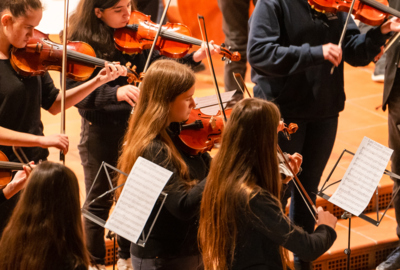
[
  {"xmin": 0, "ymin": 161, "xmax": 89, "ymax": 270},
  {"xmin": 116, "ymin": 60, "xmax": 196, "ymax": 197},
  {"xmin": 199, "ymin": 98, "xmax": 291, "ymax": 269}
]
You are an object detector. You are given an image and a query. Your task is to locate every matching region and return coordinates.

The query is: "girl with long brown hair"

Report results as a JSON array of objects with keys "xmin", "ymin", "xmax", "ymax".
[
  {"xmin": 199, "ymin": 98, "xmax": 337, "ymax": 270},
  {"xmin": 66, "ymin": 1, "xmax": 218, "ymax": 268},
  {"xmin": 116, "ymin": 59, "xmax": 210, "ymax": 269},
  {"xmin": 0, "ymin": 161, "xmax": 89, "ymax": 270}
]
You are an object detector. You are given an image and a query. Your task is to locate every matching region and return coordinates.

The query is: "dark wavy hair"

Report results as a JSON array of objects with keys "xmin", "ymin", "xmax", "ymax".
[
  {"xmin": 0, "ymin": 0, "xmax": 42, "ymax": 17},
  {"xmin": 68, "ymin": 0, "xmax": 135, "ymax": 60},
  {"xmin": 0, "ymin": 161, "xmax": 89, "ymax": 270}
]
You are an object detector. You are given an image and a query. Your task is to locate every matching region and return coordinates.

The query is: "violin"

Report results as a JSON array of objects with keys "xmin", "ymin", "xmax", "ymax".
[
  {"xmin": 309, "ymin": 0, "xmax": 400, "ymax": 26},
  {"xmin": 0, "ymin": 151, "xmax": 24, "ymax": 190},
  {"xmin": 177, "ymin": 108, "xmax": 232, "ymax": 155},
  {"xmin": 10, "ymin": 29, "xmax": 141, "ymax": 83},
  {"xmin": 113, "ymin": 11, "xmax": 241, "ymax": 62}
]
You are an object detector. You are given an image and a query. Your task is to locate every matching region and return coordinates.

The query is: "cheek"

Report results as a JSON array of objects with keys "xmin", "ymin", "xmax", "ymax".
[{"xmin": 105, "ymin": 14, "xmax": 126, "ymax": 28}]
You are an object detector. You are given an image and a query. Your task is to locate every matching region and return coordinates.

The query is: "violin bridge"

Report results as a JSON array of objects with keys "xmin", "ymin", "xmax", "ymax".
[{"xmin": 209, "ymin": 116, "xmax": 217, "ymax": 129}]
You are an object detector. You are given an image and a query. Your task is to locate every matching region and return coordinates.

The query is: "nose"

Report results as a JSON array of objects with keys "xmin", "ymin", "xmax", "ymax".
[
  {"xmin": 190, "ymin": 97, "xmax": 196, "ymax": 109},
  {"xmin": 27, "ymin": 28, "xmax": 34, "ymax": 38},
  {"xmin": 123, "ymin": 6, "xmax": 130, "ymax": 18}
]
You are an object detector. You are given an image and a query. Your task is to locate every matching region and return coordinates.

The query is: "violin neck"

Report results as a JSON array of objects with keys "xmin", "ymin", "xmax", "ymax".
[
  {"xmin": 66, "ymin": 49, "xmax": 135, "ymax": 76},
  {"xmin": 0, "ymin": 161, "xmax": 24, "ymax": 171},
  {"xmin": 67, "ymin": 50, "xmax": 107, "ymax": 68},
  {"xmin": 126, "ymin": 24, "xmax": 203, "ymax": 47},
  {"xmin": 359, "ymin": 0, "xmax": 400, "ymax": 18}
]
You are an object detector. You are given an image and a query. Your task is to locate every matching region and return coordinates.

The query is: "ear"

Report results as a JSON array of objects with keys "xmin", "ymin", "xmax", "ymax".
[
  {"xmin": 94, "ymin": 8, "xmax": 102, "ymax": 19},
  {"xmin": 1, "ymin": 13, "xmax": 13, "ymax": 27}
]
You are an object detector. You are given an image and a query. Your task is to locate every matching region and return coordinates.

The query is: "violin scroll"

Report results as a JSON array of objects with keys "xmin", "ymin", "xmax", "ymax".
[{"xmin": 220, "ymin": 43, "xmax": 241, "ymax": 62}]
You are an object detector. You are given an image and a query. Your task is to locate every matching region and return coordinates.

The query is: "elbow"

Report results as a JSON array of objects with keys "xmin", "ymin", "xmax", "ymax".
[{"xmin": 47, "ymin": 105, "xmax": 60, "ymax": 115}]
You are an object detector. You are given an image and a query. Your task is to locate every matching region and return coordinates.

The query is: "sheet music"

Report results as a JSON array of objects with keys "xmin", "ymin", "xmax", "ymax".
[
  {"xmin": 194, "ymin": 91, "xmax": 236, "ymax": 115},
  {"xmin": 329, "ymin": 137, "xmax": 393, "ymax": 216},
  {"xmin": 105, "ymin": 156, "xmax": 172, "ymax": 243}
]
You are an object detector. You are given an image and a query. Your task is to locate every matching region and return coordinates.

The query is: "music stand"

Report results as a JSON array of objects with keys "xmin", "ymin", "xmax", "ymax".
[
  {"xmin": 81, "ymin": 161, "xmax": 168, "ymax": 248},
  {"xmin": 317, "ymin": 149, "xmax": 400, "ymax": 270}
]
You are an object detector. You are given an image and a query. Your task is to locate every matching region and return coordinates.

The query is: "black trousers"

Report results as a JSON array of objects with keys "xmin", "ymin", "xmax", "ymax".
[
  {"xmin": 280, "ymin": 116, "xmax": 338, "ymax": 270},
  {"xmin": 79, "ymin": 119, "xmax": 131, "ymax": 265},
  {"xmin": 217, "ymin": 0, "xmax": 257, "ymax": 91}
]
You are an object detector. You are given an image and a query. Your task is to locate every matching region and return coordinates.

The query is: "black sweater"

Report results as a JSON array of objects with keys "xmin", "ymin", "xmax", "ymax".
[
  {"xmin": 130, "ymin": 126, "xmax": 211, "ymax": 258},
  {"xmin": 248, "ymin": 0, "xmax": 389, "ymax": 120},
  {"xmin": 232, "ymin": 193, "xmax": 337, "ymax": 269}
]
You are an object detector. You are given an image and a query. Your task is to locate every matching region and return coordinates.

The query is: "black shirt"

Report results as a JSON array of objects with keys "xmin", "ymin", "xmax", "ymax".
[
  {"xmin": 130, "ymin": 125, "xmax": 211, "ymax": 258},
  {"xmin": 0, "ymin": 59, "xmax": 59, "ymax": 162},
  {"xmin": 232, "ymin": 193, "xmax": 337, "ymax": 269}
]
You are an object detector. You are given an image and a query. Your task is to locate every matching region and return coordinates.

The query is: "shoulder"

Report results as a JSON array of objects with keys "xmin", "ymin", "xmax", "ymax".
[
  {"xmin": 141, "ymin": 138, "xmax": 170, "ymax": 167},
  {"xmin": 249, "ymin": 192, "xmax": 283, "ymax": 216}
]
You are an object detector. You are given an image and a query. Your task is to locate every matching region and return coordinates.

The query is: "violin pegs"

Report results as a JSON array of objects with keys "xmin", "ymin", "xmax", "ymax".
[
  {"xmin": 222, "ymin": 56, "xmax": 226, "ymax": 61},
  {"xmin": 221, "ymin": 43, "xmax": 226, "ymax": 48}
]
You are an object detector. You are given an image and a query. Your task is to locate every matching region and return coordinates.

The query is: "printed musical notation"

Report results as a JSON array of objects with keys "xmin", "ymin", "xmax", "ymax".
[
  {"xmin": 105, "ymin": 156, "xmax": 172, "ymax": 243},
  {"xmin": 194, "ymin": 91, "xmax": 235, "ymax": 115},
  {"xmin": 329, "ymin": 137, "xmax": 393, "ymax": 216}
]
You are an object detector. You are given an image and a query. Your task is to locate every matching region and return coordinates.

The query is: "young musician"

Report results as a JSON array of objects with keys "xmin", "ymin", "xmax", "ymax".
[
  {"xmin": 0, "ymin": 161, "xmax": 89, "ymax": 270},
  {"xmin": 117, "ymin": 60, "xmax": 210, "ymax": 270},
  {"xmin": 199, "ymin": 98, "xmax": 337, "ymax": 270},
  {"xmin": 0, "ymin": 0, "xmax": 124, "ymax": 233},
  {"xmin": 66, "ymin": 1, "xmax": 218, "ymax": 268},
  {"xmin": 247, "ymin": 1, "xmax": 400, "ymax": 268}
]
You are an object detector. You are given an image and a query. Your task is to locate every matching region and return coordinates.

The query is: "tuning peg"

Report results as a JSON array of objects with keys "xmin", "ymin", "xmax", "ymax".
[{"xmin": 222, "ymin": 56, "xmax": 226, "ymax": 61}]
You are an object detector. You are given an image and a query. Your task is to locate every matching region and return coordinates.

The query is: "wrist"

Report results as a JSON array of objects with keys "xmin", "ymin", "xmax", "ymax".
[
  {"xmin": 3, "ymin": 182, "xmax": 15, "ymax": 199},
  {"xmin": 192, "ymin": 51, "xmax": 202, "ymax": 62},
  {"xmin": 380, "ymin": 21, "xmax": 391, "ymax": 35}
]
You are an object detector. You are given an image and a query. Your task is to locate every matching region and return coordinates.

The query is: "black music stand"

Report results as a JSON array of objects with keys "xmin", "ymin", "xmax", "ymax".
[
  {"xmin": 81, "ymin": 161, "xmax": 167, "ymax": 249},
  {"xmin": 317, "ymin": 149, "xmax": 400, "ymax": 270}
]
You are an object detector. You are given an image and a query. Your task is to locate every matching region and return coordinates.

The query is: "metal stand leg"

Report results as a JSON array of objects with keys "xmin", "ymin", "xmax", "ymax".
[{"xmin": 341, "ymin": 212, "xmax": 352, "ymax": 270}]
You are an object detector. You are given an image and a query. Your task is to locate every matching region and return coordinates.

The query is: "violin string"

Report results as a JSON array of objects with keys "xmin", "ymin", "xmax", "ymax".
[
  {"xmin": 160, "ymin": 30, "xmax": 202, "ymax": 46},
  {"xmin": 31, "ymin": 48, "xmax": 136, "ymax": 76}
]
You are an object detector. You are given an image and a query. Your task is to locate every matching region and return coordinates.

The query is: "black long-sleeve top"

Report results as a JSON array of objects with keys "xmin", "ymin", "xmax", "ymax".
[
  {"xmin": 66, "ymin": 50, "xmax": 200, "ymax": 126},
  {"xmin": 130, "ymin": 125, "xmax": 211, "ymax": 258},
  {"xmin": 232, "ymin": 193, "xmax": 337, "ymax": 269},
  {"xmin": 248, "ymin": 0, "xmax": 389, "ymax": 120}
]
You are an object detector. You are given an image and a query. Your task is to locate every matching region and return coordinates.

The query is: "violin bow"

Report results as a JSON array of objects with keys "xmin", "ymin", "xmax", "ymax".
[
  {"xmin": 130, "ymin": 0, "xmax": 172, "ymax": 114},
  {"xmin": 330, "ymin": 0, "xmax": 358, "ymax": 74},
  {"xmin": 59, "ymin": 0, "xmax": 70, "ymax": 164},
  {"xmin": 197, "ymin": 15, "xmax": 228, "ymax": 123},
  {"xmin": 233, "ymin": 73, "xmax": 252, "ymax": 98},
  {"xmin": 141, "ymin": 0, "xmax": 172, "ymax": 75}
]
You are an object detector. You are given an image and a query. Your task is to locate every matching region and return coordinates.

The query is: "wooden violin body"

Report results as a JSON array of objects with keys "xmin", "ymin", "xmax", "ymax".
[
  {"xmin": 114, "ymin": 11, "xmax": 193, "ymax": 58},
  {"xmin": 11, "ymin": 29, "xmax": 141, "ymax": 83},
  {"xmin": 178, "ymin": 109, "xmax": 232, "ymax": 156},
  {"xmin": 308, "ymin": 0, "xmax": 389, "ymax": 26},
  {"xmin": 11, "ymin": 30, "xmax": 98, "ymax": 81},
  {"xmin": 0, "ymin": 151, "xmax": 24, "ymax": 190},
  {"xmin": 114, "ymin": 11, "xmax": 240, "ymax": 61}
]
